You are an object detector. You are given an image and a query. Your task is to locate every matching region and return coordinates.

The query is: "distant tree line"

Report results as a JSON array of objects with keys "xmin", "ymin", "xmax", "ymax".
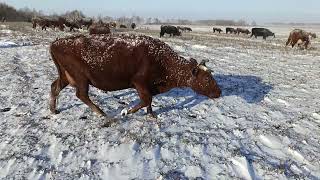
[
  {"xmin": 0, "ymin": 2, "xmax": 256, "ymax": 26},
  {"xmin": 0, "ymin": 3, "xmax": 41, "ymax": 22}
]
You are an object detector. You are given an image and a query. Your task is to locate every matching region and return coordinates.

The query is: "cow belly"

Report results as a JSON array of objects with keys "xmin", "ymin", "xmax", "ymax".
[
  {"xmin": 88, "ymin": 73, "xmax": 134, "ymax": 91},
  {"xmin": 90, "ymin": 80, "xmax": 133, "ymax": 91}
]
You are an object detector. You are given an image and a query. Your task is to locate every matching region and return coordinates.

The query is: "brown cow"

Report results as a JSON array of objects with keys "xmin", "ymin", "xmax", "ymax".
[
  {"xmin": 49, "ymin": 18, "xmax": 65, "ymax": 31},
  {"xmin": 31, "ymin": 17, "xmax": 42, "ymax": 29},
  {"xmin": 109, "ymin": 22, "xmax": 117, "ymax": 28},
  {"xmin": 32, "ymin": 17, "xmax": 65, "ymax": 31},
  {"xmin": 286, "ymin": 29, "xmax": 317, "ymax": 49},
  {"xmin": 89, "ymin": 23, "xmax": 111, "ymax": 35},
  {"xmin": 49, "ymin": 34, "xmax": 221, "ymax": 118},
  {"xmin": 64, "ymin": 20, "xmax": 81, "ymax": 32},
  {"xmin": 236, "ymin": 28, "xmax": 250, "ymax": 35},
  {"xmin": 78, "ymin": 18, "xmax": 93, "ymax": 29}
]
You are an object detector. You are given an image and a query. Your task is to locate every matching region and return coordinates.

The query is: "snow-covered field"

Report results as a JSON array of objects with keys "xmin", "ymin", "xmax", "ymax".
[{"xmin": 0, "ymin": 23, "xmax": 320, "ymax": 179}]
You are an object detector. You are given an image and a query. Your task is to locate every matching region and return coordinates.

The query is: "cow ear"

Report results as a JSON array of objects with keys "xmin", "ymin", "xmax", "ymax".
[
  {"xmin": 189, "ymin": 58, "xmax": 197, "ymax": 65},
  {"xmin": 192, "ymin": 67, "xmax": 199, "ymax": 77}
]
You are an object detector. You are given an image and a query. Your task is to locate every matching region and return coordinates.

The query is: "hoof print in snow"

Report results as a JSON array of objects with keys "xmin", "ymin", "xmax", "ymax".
[
  {"xmin": 118, "ymin": 101, "xmax": 127, "ymax": 105},
  {"xmin": 188, "ymin": 114, "xmax": 197, "ymax": 118},
  {"xmin": 79, "ymin": 116, "xmax": 88, "ymax": 120},
  {"xmin": 0, "ymin": 107, "xmax": 11, "ymax": 112},
  {"xmin": 101, "ymin": 118, "xmax": 118, "ymax": 128},
  {"xmin": 164, "ymin": 170, "xmax": 188, "ymax": 180}
]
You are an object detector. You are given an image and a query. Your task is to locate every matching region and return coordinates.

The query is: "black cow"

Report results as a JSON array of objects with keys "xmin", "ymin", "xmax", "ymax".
[
  {"xmin": 213, "ymin": 27, "xmax": 223, "ymax": 33},
  {"xmin": 160, "ymin": 25, "xmax": 181, "ymax": 37},
  {"xmin": 251, "ymin": 28, "xmax": 275, "ymax": 40},
  {"xmin": 131, "ymin": 23, "xmax": 136, "ymax": 29},
  {"xmin": 183, "ymin": 27, "xmax": 192, "ymax": 32},
  {"xmin": 226, "ymin": 27, "xmax": 236, "ymax": 34},
  {"xmin": 120, "ymin": 24, "xmax": 127, "ymax": 28}
]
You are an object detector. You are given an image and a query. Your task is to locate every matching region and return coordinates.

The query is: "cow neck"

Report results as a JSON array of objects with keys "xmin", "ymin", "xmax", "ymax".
[{"xmin": 165, "ymin": 60, "xmax": 194, "ymax": 89}]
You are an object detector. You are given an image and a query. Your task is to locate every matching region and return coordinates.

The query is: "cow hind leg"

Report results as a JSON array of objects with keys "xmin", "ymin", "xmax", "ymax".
[
  {"xmin": 75, "ymin": 81, "xmax": 106, "ymax": 117},
  {"xmin": 50, "ymin": 78, "xmax": 69, "ymax": 114}
]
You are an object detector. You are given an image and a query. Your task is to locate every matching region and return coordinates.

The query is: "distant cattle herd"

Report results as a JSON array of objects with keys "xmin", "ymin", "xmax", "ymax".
[
  {"xmin": 30, "ymin": 16, "xmax": 136, "ymax": 33},
  {"xmin": 24, "ymin": 16, "xmax": 318, "ymax": 49}
]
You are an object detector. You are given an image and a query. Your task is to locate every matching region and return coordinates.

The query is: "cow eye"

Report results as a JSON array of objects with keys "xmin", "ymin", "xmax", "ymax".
[{"xmin": 205, "ymin": 77, "xmax": 210, "ymax": 81}]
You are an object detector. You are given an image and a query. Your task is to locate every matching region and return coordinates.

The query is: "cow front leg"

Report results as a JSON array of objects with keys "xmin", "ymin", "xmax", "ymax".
[
  {"xmin": 128, "ymin": 83, "xmax": 153, "ymax": 116},
  {"xmin": 147, "ymin": 105, "xmax": 157, "ymax": 118}
]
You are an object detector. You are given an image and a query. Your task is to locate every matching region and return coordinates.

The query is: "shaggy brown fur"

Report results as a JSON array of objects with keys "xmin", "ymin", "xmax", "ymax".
[
  {"xmin": 286, "ymin": 29, "xmax": 317, "ymax": 49},
  {"xmin": 89, "ymin": 23, "xmax": 111, "ymax": 35}
]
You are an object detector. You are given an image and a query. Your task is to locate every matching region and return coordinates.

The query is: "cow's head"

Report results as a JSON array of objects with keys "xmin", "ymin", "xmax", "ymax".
[
  {"xmin": 175, "ymin": 30, "xmax": 182, "ymax": 36},
  {"xmin": 269, "ymin": 31, "xmax": 275, "ymax": 38},
  {"xmin": 189, "ymin": 59, "xmax": 221, "ymax": 99},
  {"xmin": 310, "ymin": 33, "xmax": 316, "ymax": 38}
]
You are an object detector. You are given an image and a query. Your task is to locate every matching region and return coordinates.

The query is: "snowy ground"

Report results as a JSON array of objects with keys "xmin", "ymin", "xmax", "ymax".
[{"xmin": 0, "ymin": 22, "xmax": 320, "ymax": 179}]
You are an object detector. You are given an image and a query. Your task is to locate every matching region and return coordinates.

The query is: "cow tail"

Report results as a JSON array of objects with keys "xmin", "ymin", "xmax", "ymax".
[{"xmin": 50, "ymin": 44, "xmax": 63, "ymax": 79}]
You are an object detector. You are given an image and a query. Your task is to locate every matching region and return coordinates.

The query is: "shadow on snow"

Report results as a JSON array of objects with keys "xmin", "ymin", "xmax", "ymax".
[{"xmin": 214, "ymin": 74, "xmax": 273, "ymax": 104}]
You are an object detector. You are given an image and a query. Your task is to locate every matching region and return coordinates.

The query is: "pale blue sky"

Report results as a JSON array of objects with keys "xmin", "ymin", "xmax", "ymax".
[{"xmin": 1, "ymin": 0, "xmax": 320, "ymax": 23}]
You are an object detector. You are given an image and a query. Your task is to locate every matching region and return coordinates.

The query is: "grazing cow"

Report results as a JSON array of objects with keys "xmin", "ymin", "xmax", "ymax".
[
  {"xmin": 251, "ymin": 28, "xmax": 275, "ymax": 40},
  {"xmin": 31, "ymin": 17, "xmax": 40, "ymax": 28},
  {"xmin": 89, "ymin": 23, "xmax": 111, "ymax": 35},
  {"xmin": 177, "ymin": 26, "xmax": 192, "ymax": 32},
  {"xmin": 65, "ymin": 20, "xmax": 81, "ymax": 32},
  {"xmin": 286, "ymin": 29, "xmax": 316, "ymax": 49},
  {"xmin": 78, "ymin": 18, "xmax": 93, "ymax": 29},
  {"xmin": 184, "ymin": 27, "xmax": 192, "ymax": 32},
  {"xmin": 32, "ymin": 17, "xmax": 64, "ymax": 31},
  {"xmin": 31, "ymin": 17, "xmax": 49, "ymax": 29},
  {"xmin": 131, "ymin": 23, "xmax": 136, "ymax": 29},
  {"xmin": 160, "ymin": 25, "xmax": 181, "ymax": 37},
  {"xmin": 109, "ymin": 22, "xmax": 117, "ymax": 28},
  {"xmin": 49, "ymin": 18, "xmax": 65, "ymax": 31},
  {"xmin": 212, "ymin": 27, "xmax": 223, "ymax": 33},
  {"xmin": 49, "ymin": 34, "xmax": 221, "ymax": 118},
  {"xmin": 236, "ymin": 28, "xmax": 250, "ymax": 35},
  {"xmin": 36, "ymin": 18, "xmax": 52, "ymax": 30},
  {"xmin": 120, "ymin": 24, "xmax": 127, "ymax": 28},
  {"xmin": 226, "ymin": 27, "xmax": 236, "ymax": 34}
]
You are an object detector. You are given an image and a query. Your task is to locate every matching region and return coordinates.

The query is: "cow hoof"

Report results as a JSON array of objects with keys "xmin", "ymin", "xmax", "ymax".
[
  {"xmin": 50, "ymin": 109, "xmax": 60, "ymax": 114},
  {"xmin": 148, "ymin": 113, "xmax": 157, "ymax": 119},
  {"xmin": 121, "ymin": 108, "xmax": 128, "ymax": 116}
]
